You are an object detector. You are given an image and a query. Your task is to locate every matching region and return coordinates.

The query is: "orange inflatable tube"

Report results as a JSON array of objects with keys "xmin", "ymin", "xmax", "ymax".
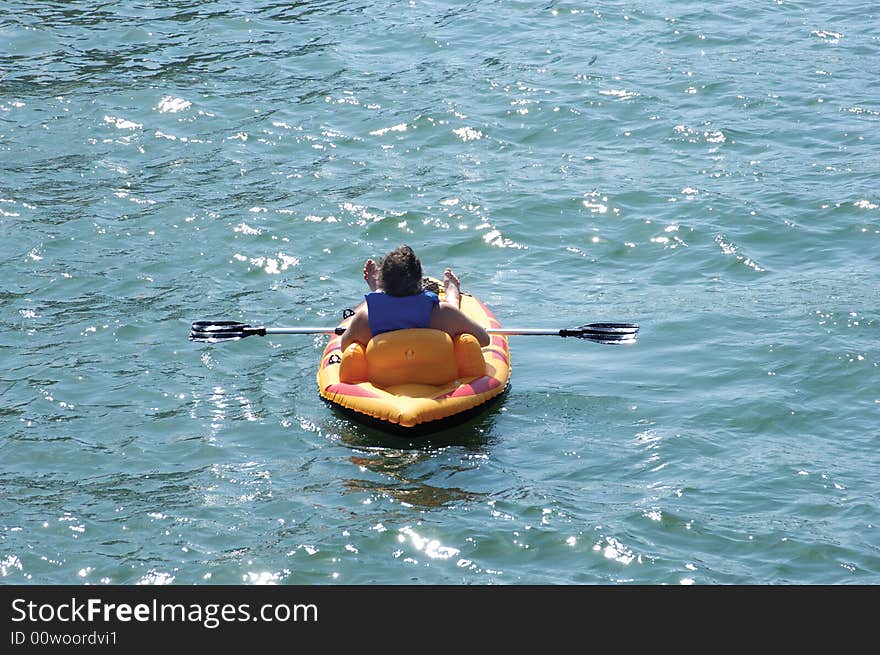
[{"xmin": 317, "ymin": 278, "xmax": 510, "ymax": 433}]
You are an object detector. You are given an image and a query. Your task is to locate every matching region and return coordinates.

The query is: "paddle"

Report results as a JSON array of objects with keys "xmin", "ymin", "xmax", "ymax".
[{"xmin": 189, "ymin": 320, "xmax": 638, "ymax": 345}]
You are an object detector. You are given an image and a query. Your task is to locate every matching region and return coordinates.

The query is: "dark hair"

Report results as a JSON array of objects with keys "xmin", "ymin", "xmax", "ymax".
[{"xmin": 379, "ymin": 245, "xmax": 423, "ymax": 296}]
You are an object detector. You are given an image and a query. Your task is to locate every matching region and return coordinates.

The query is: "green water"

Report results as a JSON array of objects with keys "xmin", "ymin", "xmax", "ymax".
[{"xmin": 1, "ymin": 0, "xmax": 878, "ymax": 585}]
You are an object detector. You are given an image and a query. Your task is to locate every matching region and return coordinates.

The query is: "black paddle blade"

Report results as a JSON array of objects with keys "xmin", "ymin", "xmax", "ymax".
[
  {"xmin": 566, "ymin": 323, "xmax": 639, "ymax": 344},
  {"xmin": 189, "ymin": 321, "xmax": 266, "ymax": 342}
]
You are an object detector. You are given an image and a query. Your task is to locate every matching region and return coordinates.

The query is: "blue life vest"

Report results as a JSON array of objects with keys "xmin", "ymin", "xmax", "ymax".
[{"xmin": 366, "ymin": 290, "xmax": 439, "ymax": 336}]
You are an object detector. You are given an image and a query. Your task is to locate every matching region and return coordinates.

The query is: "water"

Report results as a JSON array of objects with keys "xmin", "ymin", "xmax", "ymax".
[{"xmin": 1, "ymin": 0, "xmax": 878, "ymax": 586}]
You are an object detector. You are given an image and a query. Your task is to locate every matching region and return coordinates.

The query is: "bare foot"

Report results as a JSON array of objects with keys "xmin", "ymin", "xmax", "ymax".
[
  {"xmin": 443, "ymin": 268, "xmax": 461, "ymax": 308},
  {"xmin": 363, "ymin": 259, "xmax": 380, "ymax": 291}
]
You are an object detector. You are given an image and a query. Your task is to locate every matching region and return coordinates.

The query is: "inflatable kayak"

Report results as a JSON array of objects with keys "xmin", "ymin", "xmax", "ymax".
[{"xmin": 317, "ymin": 278, "xmax": 510, "ymax": 434}]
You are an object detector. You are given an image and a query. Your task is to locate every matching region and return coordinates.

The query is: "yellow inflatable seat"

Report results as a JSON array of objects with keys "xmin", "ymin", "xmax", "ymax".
[
  {"xmin": 453, "ymin": 333, "xmax": 486, "ymax": 378},
  {"xmin": 338, "ymin": 342, "xmax": 369, "ymax": 384},
  {"xmin": 339, "ymin": 328, "xmax": 485, "ymax": 386}
]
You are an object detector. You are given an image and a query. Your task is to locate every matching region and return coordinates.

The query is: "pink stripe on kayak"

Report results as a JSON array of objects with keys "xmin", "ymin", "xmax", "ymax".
[
  {"xmin": 490, "ymin": 335, "xmax": 508, "ymax": 348},
  {"xmin": 486, "ymin": 348, "xmax": 509, "ymax": 366},
  {"xmin": 324, "ymin": 383, "xmax": 383, "ymax": 399},
  {"xmin": 433, "ymin": 376, "xmax": 502, "ymax": 400},
  {"xmin": 473, "ymin": 297, "xmax": 496, "ymax": 319}
]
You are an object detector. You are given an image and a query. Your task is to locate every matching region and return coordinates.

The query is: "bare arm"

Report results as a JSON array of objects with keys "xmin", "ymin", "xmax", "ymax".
[
  {"xmin": 430, "ymin": 304, "xmax": 490, "ymax": 347},
  {"xmin": 340, "ymin": 309, "xmax": 372, "ymax": 350}
]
